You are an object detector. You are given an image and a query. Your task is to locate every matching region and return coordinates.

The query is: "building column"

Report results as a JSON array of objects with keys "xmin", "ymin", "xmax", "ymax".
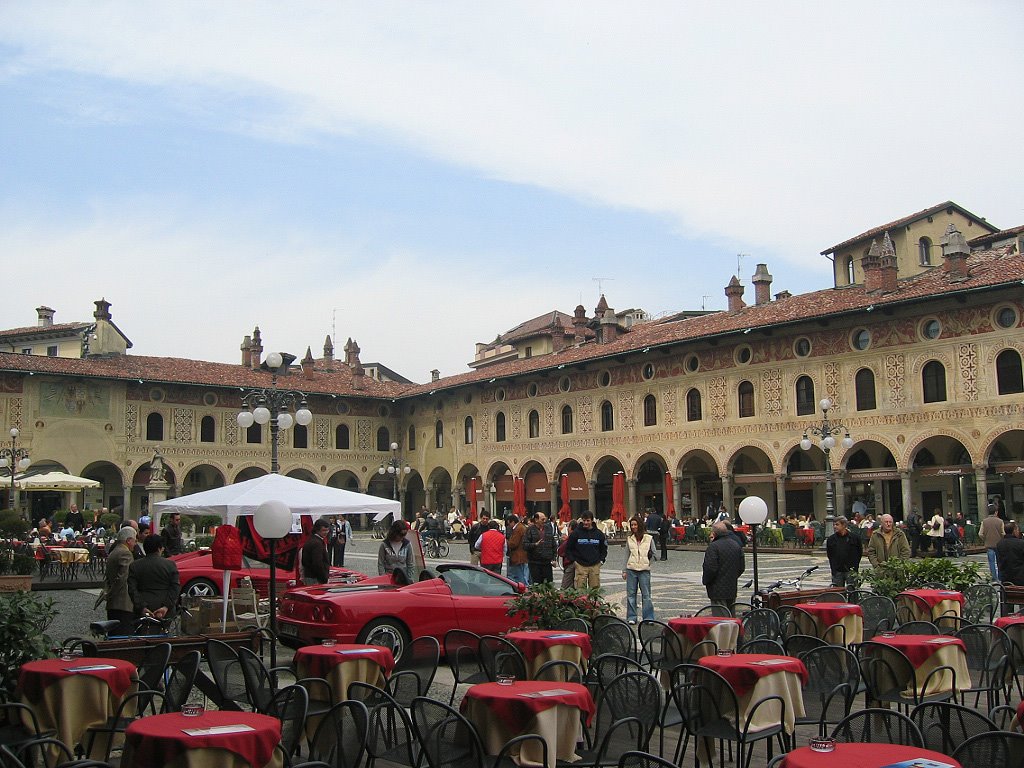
[
  {"xmin": 834, "ymin": 472, "xmax": 847, "ymax": 518},
  {"xmin": 721, "ymin": 475, "xmax": 733, "ymax": 515},
  {"xmin": 588, "ymin": 480, "xmax": 597, "ymax": 518},
  {"xmin": 901, "ymin": 470, "xmax": 914, "ymax": 521},
  {"xmin": 549, "ymin": 481, "xmax": 559, "ymax": 516},
  {"xmin": 672, "ymin": 475, "xmax": 682, "ymax": 520},
  {"xmin": 974, "ymin": 465, "xmax": 989, "ymax": 522},
  {"xmin": 122, "ymin": 487, "xmax": 132, "ymax": 520},
  {"xmin": 627, "ymin": 478, "xmax": 638, "ymax": 519},
  {"xmin": 775, "ymin": 475, "xmax": 787, "ymax": 521}
]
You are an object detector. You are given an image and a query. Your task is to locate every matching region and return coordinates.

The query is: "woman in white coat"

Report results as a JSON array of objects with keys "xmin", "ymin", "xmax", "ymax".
[{"xmin": 621, "ymin": 515, "xmax": 658, "ymax": 624}]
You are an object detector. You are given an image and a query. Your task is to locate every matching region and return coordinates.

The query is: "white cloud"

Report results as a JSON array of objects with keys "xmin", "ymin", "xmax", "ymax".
[{"xmin": 2, "ymin": 1, "xmax": 1021, "ymax": 269}]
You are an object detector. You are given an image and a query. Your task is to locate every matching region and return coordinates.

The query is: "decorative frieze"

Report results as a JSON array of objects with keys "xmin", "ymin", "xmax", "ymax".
[
  {"xmin": 708, "ymin": 376, "xmax": 727, "ymax": 422},
  {"xmin": 577, "ymin": 395, "xmax": 592, "ymax": 433},
  {"xmin": 761, "ymin": 369, "xmax": 782, "ymax": 418},
  {"xmin": 125, "ymin": 403, "xmax": 138, "ymax": 442},
  {"xmin": 618, "ymin": 391, "xmax": 634, "ymax": 430},
  {"xmin": 357, "ymin": 419, "xmax": 372, "ymax": 451},
  {"xmin": 173, "ymin": 408, "xmax": 194, "ymax": 443},
  {"xmin": 959, "ymin": 343, "xmax": 978, "ymax": 402},
  {"xmin": 885, "ymin": 353, "xmax": 906, "ymax": 409}
]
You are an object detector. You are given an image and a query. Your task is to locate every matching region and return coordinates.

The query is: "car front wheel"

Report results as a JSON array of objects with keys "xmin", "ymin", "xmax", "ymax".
[
  {"xmin": 182, "ymin": 578, "xmax": 219, "ymax": 598},
  {"xmin": 357, "ymin": 618, "xmax": 410, "ymax": 663}
]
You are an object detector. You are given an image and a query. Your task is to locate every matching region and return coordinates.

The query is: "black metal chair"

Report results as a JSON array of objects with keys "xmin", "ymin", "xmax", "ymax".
[
  {"xmin": 955, "ymin": 623, "xmax": 1013, "ymax": 711},
  {"xmin": 268, "ymin": 684, "xmax": 309, "ymax": 768},
  {"xmin": 637, "ymin": 620, "xmax": 683, "ymax": 677},
  {"xmin": 306, "ymin": 699, "xmax": 369, "ymax": 768},
  {"xmin": 737, "ymin": 638, "xmax": 785, "ymax": 655},
  {"xmin": 684, "ymin": 640, "xmax": 719, "ymax": 661},
  {"xmin": 162, "ymin": 650, "xmax": 201, "ymax": 713},
  {"xmin": 740, "ymin": 609, "xmax": 780, "ymax": 641},
  {"xmin": 82, "ymin": 689, "xmax": 165, "ymax": 763},
  {"xmin": 963, "ymin": 584, "xmax": 1001, "ymax": 625},
  {"xmin": 811, "ymin": 592, "xmax": 847, "ymax": 603},
  {"xmin": 351, "ymin": 683, "xmax": 418, "ymax": 768},
  {"xmin": 2, "ymin": 736, "xmax": 80, "ymax": 768},
  {"xmin": 0, "ymin": 702, "xmax": 55, "ymax": 754},
  {"xmin": 988, "ymin": 703, "xmax": 1016, "ymax": 730},
  {"xmin": 795, "ymin": 646, "xmax": 859, "ymax": 738},
  {"xmin": 205, "ymin": 638, "xmax": 247, "ymax": 710},
  {"xmin": 895, "ymin": 620, "xmax": 940, "ymax": 635},
  {"xmin": 859, "ymin": 594, "xmax": 897, "ymax": 639},
  {"xmin": 388, "ymin": 635, "xmax": 440, "ymax": 706},
  {"xmin": 616, "ymin": 750, "xmax": 678, "ymax": 768},
  {"xmin": 443, "ymin": 629, "xmax": 487, "ymax": 705},
  {"xmin": 830, "ymin": 708, "xmax": 923, "ymax": 747},
  {"xmin": 857, "ymin": 641, "xmax": 957, "ymax": 711},
  {"xmin": 783, "ymin": 634, "xmax": 827, "ymax": 658},
  {"xmin": 694, "ymin": 604, "xmax": 733, "ymax": 618},
  {"xmin": 136, "ymin": 642, "xmax": 172, "ymax": 692},
  {"xmin": 478, "ymin": 635, "xmax": 528, "ymax": 683},
  {"xmin": 238, "ymin": 647, "xmax": 333, "ymax": 720},
  {"xmin": 535, "ymin": 659, "xmax": 584, "ymax": 684},
  {"xmin": 951, "ymin": 730, "xmax": 1024, "ymax": 768},
  {"xmin": 552, "ymin": 617, "xmax": 591, "ymax": 634},
  {"xmin": 599, "ymin": 671, "xmax": 663, "ymax": 759},
  {"xmin": 910, "ymin": 701, "xmax": 997, "ymax": 756},
  {"xmin": 592, "ymin": 620, "xmax": 638, "ymax": 661}
]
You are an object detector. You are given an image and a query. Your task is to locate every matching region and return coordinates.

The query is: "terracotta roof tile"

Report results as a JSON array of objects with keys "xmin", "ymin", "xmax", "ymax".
[
  {"xmin": 0, "ymin": 322, "xmax": 90, "ymax": 340},
  {"xmin": 969, "ymin": 224, "xmax": 1024, "ymax": 247},
  {"xmin": 821, "ymin": 201, "xmax": 998, "ymax": 255}
]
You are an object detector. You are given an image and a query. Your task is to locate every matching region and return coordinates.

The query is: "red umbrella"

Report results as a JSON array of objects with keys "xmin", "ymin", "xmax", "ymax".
[
  {"xmin": 466, "ymin": 477, "xmax": 477, "ymax": 523},
  {"xmin": 558, "ymin": 474, "xmax": 572, "ymax": 523},
  {"xmin": 513, "ymin": 476, "xmax": 527, "ymax": 518},
  {"xmin": 664, "ymin": 471, "xmax": 676, "ymax": 518},
  {"xmin": 610, "ymin": 472, "xmax": 626, "ymax": 527}
]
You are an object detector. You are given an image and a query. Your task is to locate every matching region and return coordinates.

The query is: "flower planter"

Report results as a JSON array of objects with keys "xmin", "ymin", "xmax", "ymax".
[{"xmin": 0, "ymin": 574, "xmax": 33, "ymax": 593}]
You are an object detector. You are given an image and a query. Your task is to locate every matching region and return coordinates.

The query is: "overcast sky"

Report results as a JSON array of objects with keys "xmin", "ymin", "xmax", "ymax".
[{"xmin": 1, "ymin": 2, "xmax": 1021, "ymax": 382}]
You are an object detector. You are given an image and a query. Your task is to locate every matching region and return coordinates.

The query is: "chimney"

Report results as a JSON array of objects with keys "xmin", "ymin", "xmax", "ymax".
[
  {"xmin": 250, "ymin": 326, "xmax": 263, "ymax": 369},
  {"xmin": 775, "ymin": 290, "xmax": 792, "ymax": 301},
  {"xmin": 600, "ymin": 309, "xmax": 618, "ymax": 343},
  {"xmin": 301, "ymin": 347, "xmax": 315, "ymax": 379},
  {"xmin": 573, "ymin": 304, "xmax": 587, "ymax": 343},
  {"xmin": 93, "ymin": 298, "xmax": 112, "ymax": 321},
  {"xmin": 752, "ymin": 263, "xmax": 773, "ymax": 306},
  {"xmin": 241, "ymin": 335, "xmax": 252, "ymax": 367},
  {"xmin": 863, "ymin": 233, "xmax": 899, "ymax": 292},
  {"xmin": 594, "ymin": 294, "xmax": 609, "ymax": 323},
  {"xmin": 941, "ymin": 223, "xmax": 970, "ymax": 279},
  {"xmin": 36, "ymin": 306, "xmax": 55, "ymax": 327},
  {"xmin": 343, "ymin": 338, "xmax": 361, "ymax": 368},
  {"xmin": 725, "ymin": 276, "xmax": 745, "ymax": 312},
  {"xmin": 431, "ymin": 369, "xmax": 440, "ymax": 382},
  {"xmin": 323, "ymin": 335, "xmax": 334, "ymax": 363},
  {"xmin": 550, "ymin": 313, "xmax": 567, "ymax": 353}
]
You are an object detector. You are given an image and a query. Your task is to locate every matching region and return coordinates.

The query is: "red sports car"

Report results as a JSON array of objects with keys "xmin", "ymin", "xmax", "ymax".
[
  {"xmin": 277, "ymin": 563, "xmax": 526, "ymax": 659},
  {"xmin": 172, "ymin": 550, "xmax": 366, "ymax": 598}
]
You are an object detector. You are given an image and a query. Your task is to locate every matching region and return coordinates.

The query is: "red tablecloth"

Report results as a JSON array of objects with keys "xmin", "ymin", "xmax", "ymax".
[
  {"xmin": 898, "ymin": 589, "xmax": 965, "ymax": 608},
  {"xmin": 125, "ymin": 711, "xmax": 280, "ymax": 768},
  {"xmin": 995, "ymin": 616, "xmax": 1024, "ymax": 629},
  {"xmin": 797, "ymin": 528, "xmax": 815, "ymax": 545},
  {"xmin": 872, "ymin": 634, "xmax": 966, "ymax": 669},
  {"xmin": 783, "ymin": 742, "xmax": 960, "ymax": 768},
  {"xmin": 460, "ymin": 681, "xmax": 595, "ymax": 727},
  {"xmin": 504, "ymin": 631, "xmax": 592, "ymax": 663},
  {"xmin": 794, "ymin": 602, "xmax": 863, "ymax": 627},
  {"xmin": 19, "ymin": 657, "xmax": 136, "ymax": 702},
  {"xmin": 667, "ymin": 617, "xmax": 743, "ymax": 645},
  {"xmin": 294, "ymin": 644, "xmax": 395, "ymax": 679},
  {"xmin": 698, "ymin": 653, "xmax": 808, "ymax": 699}
]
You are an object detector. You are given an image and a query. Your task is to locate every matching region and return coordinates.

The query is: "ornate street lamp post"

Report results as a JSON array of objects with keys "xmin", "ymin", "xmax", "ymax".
[
  {"xmin": 738, "ymin": 495, "xmax": 769, "ymax": 595},
  {"xmin": 800, "ymin": 398, "xmax": 854, "ymax": 542},
  {"xmin": 378, "ymin": 442, "xmax": 410, "ymax": 509},
  {"xmin": 236, "ymin": 352, "xmax": 311, "ymax": 667},
  {"xmin": 0, "ymin": 428, "xmax": 31, "ymax": 513}
]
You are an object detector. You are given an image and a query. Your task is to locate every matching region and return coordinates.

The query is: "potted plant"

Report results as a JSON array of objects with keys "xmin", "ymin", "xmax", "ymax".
[
  {"xmin": 856, "ymin": 557, "xmax": 986, "ymax": 599},
  {"xmin": 100, "ymin": 512, "xmax": 121, "ymax": 531},
  {"xmin": 0, "ymin": 540, "xmax": 33, "ymax": 592},
  {"xmin": 0, "ymin": 511, "xmax": 28, "ymax": 540},
  {"xmin": 0, "ymin": 591, "xmax": 56, "ymax": 698},
  {"xmin": 505, "ymin": 582, "xmax": 616, "ymax": 629}
]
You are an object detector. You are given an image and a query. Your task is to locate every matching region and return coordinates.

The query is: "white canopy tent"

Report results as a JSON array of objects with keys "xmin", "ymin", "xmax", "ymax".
[
  {"xmin": 14, "ymin": 471, "xmax": 101, "ymax": 491},
  {"xmin": 153, "ymin": 473, "xmax": 401, "ymax": 524}
]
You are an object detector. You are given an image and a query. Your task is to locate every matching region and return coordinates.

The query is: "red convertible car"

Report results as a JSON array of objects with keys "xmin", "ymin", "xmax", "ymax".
[
  {"xmin": 172, "ymin": 550, "xmax": 366, "ymax": 598},
  {"xmin": 278, "ymin": 563, "xmax": 526, "ymax": 659}
]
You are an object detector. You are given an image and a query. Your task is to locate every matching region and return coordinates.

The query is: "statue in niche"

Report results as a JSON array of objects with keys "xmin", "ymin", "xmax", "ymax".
[{"xmin": 149, "ymin": 447, "xmax": 167, "ymax": 484}]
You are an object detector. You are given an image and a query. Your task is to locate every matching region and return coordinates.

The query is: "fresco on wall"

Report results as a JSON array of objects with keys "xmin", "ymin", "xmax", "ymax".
[{"xmin": 40, "ymin": 380, "xmax": 110, "ymax": 418}]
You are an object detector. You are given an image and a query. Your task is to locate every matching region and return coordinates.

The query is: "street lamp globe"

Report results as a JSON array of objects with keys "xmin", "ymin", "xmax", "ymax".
[
  {"xmin": 390, "ymin": 442, "xmax": 399, "ymax": 451},
  {"xmin": 842, "ymin": 435, "xmax": 854, "ymax": 449},
  {"xmin": 377, "ymin": 466, "xmax": 386, "ymax": 475},
  {"xmin": 800, "ymin": 437, "xmax": 812, "ymax": 452},
  {"xmin": 276, "ymin": 412, "xmax": 293, "ymax": 430},
  {"xmin": 387, "ymin": 464, "xmax": 396, "ymax": 474},
  {"xmin": 17, "ymin": 457, "xmax": 29, "ymax": 470},
  {"xmin": 237, "ymin": 411, "xmax": 255, "ymax": 428},
  {"xmin": 819, "ymin": 398, "xmax": 832, "ymax": 412},
  {"xmin": 9, "ymin": 428, "xmax": 18, "ymax": 439},
  {"xmin": 295, "ymin": 406, "xmax": 312, "ymax": 426},
  {"xmin": 253, "ymin": 405, "xmax": 271, "ymax": 425},
  {"xmin": 265, "ymin": 352, "xmax": 283, "ymax": 370},
  {"xmin": 822, "ymin": 435, "xmax": 836, "ymax": 450},
  {"xmin": 738, "ymin": 495, "xmax": 769, "ymax": 525}
]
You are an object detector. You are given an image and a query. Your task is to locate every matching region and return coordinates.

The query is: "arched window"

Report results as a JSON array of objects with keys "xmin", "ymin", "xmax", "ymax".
[
  {"xmin": 855, "ymin": 368, "xmax": 876, "ymax": 411},
  {"xmin": 600, "ymin": 400, "xmax": 614, "ymax": 432},
  {"xmin": 246, "ymin": 423, "xmax": 262, "ymax": 444},
  {"xmin": 464, "ymin": 416, "xmax": 474, "ymax": 445},
  {"xmin": 918, "ymin": 237, "xmax": 932, "ymax": 266},
  {"xmin": 146, "ymin": 412, "xmax": 163, "ymax": 441},
  {"xmin": 528, "ymin": 410, "xmax": 540, "ymax": 438},
  {"xmin": 997, "ymin": 349, "xmax": 1024, "ymax": 395},
  {"xmin": 795, "ymin": 376, "xmax": 815, "ymax": 416},
  {"xmin": 561, "ymin": 405, "xmax": 573, "ymax": 434},
  {"xmin": 376, "ymin": 426, "xmax": 391, "ymax": 452},
  {"xmin": 407, "ymin": 424, "xmax": 416, "ymax": 451},
  {"xmin": 922, "ymin": 360, "xmax": 947, "ymax": 403},
  {"xmin": 738, "ymin": 381, "xmax": 755, "ymax": 418},
  {"xmin": 686, "ymin": 389, "xmax": 702, "ymax": 421},
  {"xmin": 293, "ymin": 424, "xmax": 308, "ymax": 449},
  {"xmin": 335, "ymin": 424, "xmax": 350, "ymax": 450},
  {"xmin": 495, "ymin": 412, "xmax": 506, "ymax": 442},
  {"xmin": 643, "ymin": 394, "xmax": 657, "ymax": 426},
  {"xmin": 845, "ymin": 257, "xmax": 855, "ymax": 285},
  {"xmin": 435, "ymin": 420, "xmax": 444, "ymax": 449},
  {"xmin": 200, "ymin": 415, "xmax": 215, "ymax": 443}
]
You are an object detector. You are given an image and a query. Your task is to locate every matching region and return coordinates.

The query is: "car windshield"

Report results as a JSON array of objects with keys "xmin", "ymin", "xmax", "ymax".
[
  {"xmin": 442, "ymin": 568, "xmax": 517, "ymax": 597},
  {"xmin": 240, "ymin": 555, "xmax": 270, "ymax": 570}
]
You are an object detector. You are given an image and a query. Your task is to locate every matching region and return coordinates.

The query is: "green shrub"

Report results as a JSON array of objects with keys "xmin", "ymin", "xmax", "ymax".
[
  {"xmin": 100, "ymin": 512, "xmax": 121, "ymax": 530},
  {"xmin": 197, "ymin": 515, "xmax": 222, "ymax": 530},
  {"xmin": 0, "ymin": 511, "xmax": 28, "ymax": 538},
  {"xmin": 0, "ymin": 591, "xmax": 56, "ymax": 697},
  {"xmin": 857, "ymin": 557, "xmax": 986, "ymax": 599},
  {"xmin": 12, "ymin": 554, "xmax": 34, "ymax": 575},
  {"xmin": 193, "ymin": 535, "xmax": 214, "ymax": 549},
  {"xmin": 51, "ymin": 510, "xmax": 68, "ymax": 524},
  {"xmin": 505, "ymin": 581, "xmax": 616, "ymax": 629}
]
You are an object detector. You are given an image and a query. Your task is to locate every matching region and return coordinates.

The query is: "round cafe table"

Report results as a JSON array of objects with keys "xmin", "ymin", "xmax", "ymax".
[
  {"xmin": 666, "ymin": 616, "xmax": 742, "ymax": 659},
  {"xmin": 123, "ymin": 710, "xmax": 283, "ymax": 768},
  {"xmin": 870, "ymin": 634, "xmax": 969, "ymax": 697},
  {"xmin": 791, "ymin": 602, "xmax": 863, "ymax": 645},
  {"xmin": 783, "ymin": 742, "xmax": 961, "ymax": 767},
  {"xmin": 461, "ymin": 681, "xmax": 595, "ymax": 768},
  {"xmin": 294, "ymin": 643, "xmax": 394, "ymax": 700},
  {"xmin": 897, "ymin": 589, "xmax": 964, "ymax": 623},
  {"xmin": 18, "ymin": 657, "xmax": 137, "ymax": 752},
  {"xmin": 504, "ymin": 630, "xmax": 592, "ymax": 678}
]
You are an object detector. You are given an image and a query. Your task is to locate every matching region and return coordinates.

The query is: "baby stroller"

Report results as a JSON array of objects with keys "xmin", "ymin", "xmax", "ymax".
[{"xmin": 944, "ymin": 523, "xmax": 965, "ymax": 558}]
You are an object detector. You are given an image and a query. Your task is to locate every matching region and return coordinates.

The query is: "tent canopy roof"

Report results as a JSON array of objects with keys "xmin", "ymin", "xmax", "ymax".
[
  {"xmin": 14, "ymin": 471, "xmax": 102, "ymax": 491},
  {"xmin": 153, "ymin": 473, "xmax": 400, "ymax": 524}
]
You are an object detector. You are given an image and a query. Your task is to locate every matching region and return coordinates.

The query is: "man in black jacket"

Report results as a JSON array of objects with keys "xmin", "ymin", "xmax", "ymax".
[
  {"xmin": 129, "ymin": 534, "xmax": 180, "ymax": 620},
  {"xmin": 702, "ymin": 522, "xmax": 745, "ymax": 614},
  {"xmin": 467, "ymin": 512, "xmax": 491, "ymax": 566},
  {"xmin": 997, "ymin": 521, "xmax": 1024, "ymax": 586},
  {"xmin": 523, "ymin": 512, "xmax": 560, "ymax": 584},
  {"xmin": 565, "ymin": 511, "xmax": 607, "ymax": 589},
  {"xmin": 825, "ymin": 516, "xmax": 863, "ymax": 588},
  {"xmin": 301, "ymin": 518, "xmax": 331, "ymax": 585}
]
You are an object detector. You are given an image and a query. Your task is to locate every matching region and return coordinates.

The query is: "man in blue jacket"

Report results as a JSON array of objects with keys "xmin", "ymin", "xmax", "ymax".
[{"xmin": 566, "ymin": 510, "xmax": 608, "ymax": 590}]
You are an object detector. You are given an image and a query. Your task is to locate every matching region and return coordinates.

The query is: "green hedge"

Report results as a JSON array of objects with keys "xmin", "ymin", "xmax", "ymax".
[{"xmin": 856, "ymin": 557, "xmax": 986, "ymax": 599}]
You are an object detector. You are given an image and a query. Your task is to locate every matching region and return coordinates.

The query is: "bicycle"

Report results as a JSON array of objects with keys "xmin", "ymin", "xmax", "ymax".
[
  {"xmin": 746, "ymin": 565, "xmax": 820, "ymax": 609},
  {"xmin": 423, "ymin": 535, "xmax": 450, "ymax": 558}
]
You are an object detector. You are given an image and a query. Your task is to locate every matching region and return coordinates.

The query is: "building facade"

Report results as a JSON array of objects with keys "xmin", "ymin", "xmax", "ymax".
[{"xmin": 2, "ymin": 217, "xmax": 1022, "ymax": 527}]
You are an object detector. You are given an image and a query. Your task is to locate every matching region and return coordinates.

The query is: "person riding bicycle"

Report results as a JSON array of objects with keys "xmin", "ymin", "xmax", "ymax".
[{"xmin": 423, "ymin": 511, "xmax": 443, "ymax": 545}]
